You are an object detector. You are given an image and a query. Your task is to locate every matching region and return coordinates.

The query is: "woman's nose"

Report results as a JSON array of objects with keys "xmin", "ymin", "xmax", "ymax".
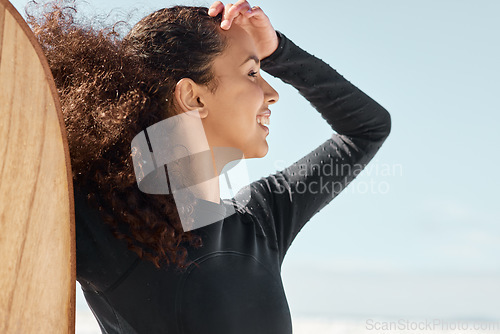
[{"xmin": 261, "ymin": 77, "xmax": 279, "ymax": 105}]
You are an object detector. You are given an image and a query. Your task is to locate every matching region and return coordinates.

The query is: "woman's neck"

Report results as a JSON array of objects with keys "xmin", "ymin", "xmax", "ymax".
[
  {"xmin": 156, "ymin": 109, "xmax": 243, "ymax": 205},
  {"xmin": 185, "ymin": 145, "xmax": 244, "ymax": 204}
]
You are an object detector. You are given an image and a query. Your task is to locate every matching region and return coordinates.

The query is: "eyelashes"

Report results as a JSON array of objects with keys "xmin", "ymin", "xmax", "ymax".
[{"xmin": 248, "ymin": 70, "xmax": 258, "ymax": 78}]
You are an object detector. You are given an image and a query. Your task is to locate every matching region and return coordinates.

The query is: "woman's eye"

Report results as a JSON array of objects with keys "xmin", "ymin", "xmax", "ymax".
[{"xmin": 248, "ymin": 71, "xmax": 258, "ymax": 78}]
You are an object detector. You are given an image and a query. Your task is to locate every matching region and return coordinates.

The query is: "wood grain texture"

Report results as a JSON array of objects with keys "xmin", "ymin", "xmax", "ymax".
[{"xmin": 0, "ymin": 0, "xmax": 76, "ymax": 333}]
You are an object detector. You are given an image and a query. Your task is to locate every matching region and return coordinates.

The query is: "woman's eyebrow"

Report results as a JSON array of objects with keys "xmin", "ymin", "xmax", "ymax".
[{"xmin": 240, "ymin": 54, "xmax": 260, "ymax": 67}]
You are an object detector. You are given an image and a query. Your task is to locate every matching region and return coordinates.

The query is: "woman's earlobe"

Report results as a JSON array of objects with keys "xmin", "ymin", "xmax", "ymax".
[{"xmin": 197, "ymin": 107, "xmax": 209, "ymax": 118}]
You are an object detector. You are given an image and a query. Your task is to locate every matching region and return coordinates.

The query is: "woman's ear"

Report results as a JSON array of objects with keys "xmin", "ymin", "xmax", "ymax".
[{"xmin": 174, "ymin": 78, "xmax": 209, "ymax": 118}]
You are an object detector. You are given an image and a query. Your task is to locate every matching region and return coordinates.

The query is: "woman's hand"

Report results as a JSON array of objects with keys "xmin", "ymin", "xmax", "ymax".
[{"xmin": 208, "ymin": 0, "xmax": 279, "ymax": 60}]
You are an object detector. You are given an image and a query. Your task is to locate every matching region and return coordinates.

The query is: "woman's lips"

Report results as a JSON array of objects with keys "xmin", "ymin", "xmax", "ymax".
[
  {"xmin": 258, "ymin": 122, "xmax": 269, "ymax": 135},
  {"xmin": 257, "ymin": 115, "xmax": 270, "ymax": 134},
  {"xmin": 256, "ymin": 114, "xmax": 270, "ymax": 125}
]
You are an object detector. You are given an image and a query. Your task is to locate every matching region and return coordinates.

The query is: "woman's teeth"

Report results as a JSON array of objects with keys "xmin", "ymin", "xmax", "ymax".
[{"xmin": 257, "ymin": 115, "xmax": 270, "ymax": 126}]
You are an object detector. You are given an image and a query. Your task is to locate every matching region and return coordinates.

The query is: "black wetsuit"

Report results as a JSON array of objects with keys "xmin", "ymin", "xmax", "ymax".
[{"xmin": 75, "ymin": 30, "xmax": 391, "ymax": 334}]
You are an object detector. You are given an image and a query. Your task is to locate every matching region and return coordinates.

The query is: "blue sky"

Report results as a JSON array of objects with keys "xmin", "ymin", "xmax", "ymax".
[{"xmin": 9, "ymin": 0, "xmax": 500, "ymax": 321}]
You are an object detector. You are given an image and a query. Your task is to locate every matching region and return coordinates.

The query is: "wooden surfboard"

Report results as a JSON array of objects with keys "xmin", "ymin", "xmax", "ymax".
[{"xmin": 0, "ymin": 0, "xmax": 76, "ymax": 333}]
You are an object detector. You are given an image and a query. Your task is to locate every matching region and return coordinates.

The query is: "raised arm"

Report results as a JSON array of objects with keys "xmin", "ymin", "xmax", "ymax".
[
  {"xmin": 209, "ymin": 0, "xmax": 391, "ymax": 266},
  {"xmin": 239, "ymin": 29, "xmax": 391, "ymax": 266}
]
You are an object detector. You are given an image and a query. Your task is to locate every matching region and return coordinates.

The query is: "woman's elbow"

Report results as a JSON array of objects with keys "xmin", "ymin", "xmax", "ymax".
[{"xmin": 381, "ymin": 109, "xmax": 392, "ymax": 139}]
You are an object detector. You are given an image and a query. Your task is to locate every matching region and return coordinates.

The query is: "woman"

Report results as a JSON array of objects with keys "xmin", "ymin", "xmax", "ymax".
[{"xmin": 28, "ymin": 0, "xmax": 391, "ymax": 333}]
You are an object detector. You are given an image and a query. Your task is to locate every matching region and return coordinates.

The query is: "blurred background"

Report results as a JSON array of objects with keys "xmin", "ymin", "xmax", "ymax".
[{"xmin": 9, "ymin": 0, "xmax": 500, "ymax": 332}]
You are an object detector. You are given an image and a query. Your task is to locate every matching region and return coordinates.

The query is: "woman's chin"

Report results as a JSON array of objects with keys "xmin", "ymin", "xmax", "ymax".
[{"xmin": 245, "ymin": 143, "xmax": 269, "ymax": 159}]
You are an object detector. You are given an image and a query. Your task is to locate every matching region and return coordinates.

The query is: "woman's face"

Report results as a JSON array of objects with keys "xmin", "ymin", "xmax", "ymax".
[{"xmin": 200, "ymin": 24, "xmax": 279, "ymax": 159}]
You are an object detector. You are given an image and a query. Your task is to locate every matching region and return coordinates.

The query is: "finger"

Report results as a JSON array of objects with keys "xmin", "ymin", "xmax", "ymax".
[
  {"xmin": 221, "ymin": 3, "xmax": 234, "ymax": 29},
  {"xmin": 244, "ymin": 5, "xmax": 264, "ymax": 18},
  {"xmin": 228, "ymin": 0, "xmax": 251, "ymax": 16},
  {"xmin": 208, "ymin": 1, "xmax": 224, "ymax": 16},
  {"xmin": 228, "ymin": 0, "xmax": 250, "ymax": 11},
  {"xmin": 222, "ymin": 1, "xmax": 251, "ymax": 29}
]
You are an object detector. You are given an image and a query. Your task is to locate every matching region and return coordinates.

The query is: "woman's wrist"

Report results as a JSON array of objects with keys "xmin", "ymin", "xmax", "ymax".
[{"xmin": 260, "ymin": 30, "xmax": 285, "ymax": 64}]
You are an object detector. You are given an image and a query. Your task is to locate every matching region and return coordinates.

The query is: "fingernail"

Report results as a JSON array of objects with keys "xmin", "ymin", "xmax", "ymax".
[{"xmin": 221, "ymin": 20, "xmax": 229, "ymax": 28}]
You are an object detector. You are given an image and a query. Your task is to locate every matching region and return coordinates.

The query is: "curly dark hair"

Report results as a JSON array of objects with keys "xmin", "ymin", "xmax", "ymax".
[{"xmin": 25, "ymin": 0, "xmax": 228, "ymax": 270}]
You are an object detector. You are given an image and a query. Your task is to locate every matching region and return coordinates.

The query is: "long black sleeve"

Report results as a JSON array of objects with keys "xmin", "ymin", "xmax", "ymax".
[{"xmin": 237, "ymin": 30, "xmax": 392, "ymax": 267}]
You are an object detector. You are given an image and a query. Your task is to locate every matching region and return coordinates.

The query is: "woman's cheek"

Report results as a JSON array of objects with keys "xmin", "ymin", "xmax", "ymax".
[{"xmin": 247, "ymin": 82, "xmax": 265, "ymax": 108}]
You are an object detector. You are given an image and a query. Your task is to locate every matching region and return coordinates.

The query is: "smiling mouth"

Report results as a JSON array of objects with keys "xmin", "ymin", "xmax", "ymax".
[
  {"xmin": 256, "ymin": 114, "xmax": 270, "ymax": 126},
  {"xmin": 256, "ymin": 115, "xmax": 270, "ymax": 135}
]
